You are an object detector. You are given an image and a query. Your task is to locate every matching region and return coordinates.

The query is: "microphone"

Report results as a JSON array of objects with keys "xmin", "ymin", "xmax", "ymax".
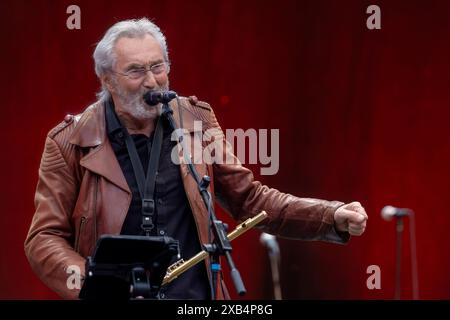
[
  {"xmin": 381, "ymin": 205, "xmax": 411, "ymax": 221},
  {"xmin": 260, "ymin": 233, "xmax": 280, "ymax": 255},
  {"xmin": 143, "ymin": 90, "xmax": 177, "ymax": 106}
]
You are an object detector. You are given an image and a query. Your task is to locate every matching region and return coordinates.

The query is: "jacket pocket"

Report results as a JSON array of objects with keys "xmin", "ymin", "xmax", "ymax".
[{"xmin": 74, "ymin": 216, "xmax": 87, "ymax": 253}]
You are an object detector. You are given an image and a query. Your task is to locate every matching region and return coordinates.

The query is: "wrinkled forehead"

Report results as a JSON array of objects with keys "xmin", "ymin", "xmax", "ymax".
[{"xmin": 114, "ymin": 34, "xmax": 164, "ymax": 67}]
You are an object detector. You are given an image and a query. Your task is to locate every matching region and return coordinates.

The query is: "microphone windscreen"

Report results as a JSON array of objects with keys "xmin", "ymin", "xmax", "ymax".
[{"xmin": 381, "ymin": 205, "xmax": 396, "ymax": 221}]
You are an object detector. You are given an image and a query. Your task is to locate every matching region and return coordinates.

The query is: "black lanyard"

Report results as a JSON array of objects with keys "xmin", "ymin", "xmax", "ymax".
[{"xmin": 123, "ymin": 117, "xmax": 164, "ymax": 236}]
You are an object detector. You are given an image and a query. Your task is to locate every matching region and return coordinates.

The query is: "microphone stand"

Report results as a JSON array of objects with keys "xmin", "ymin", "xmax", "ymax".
[
  {"xmin": 395, "ymin": 217, "xmax": 403, "ymax": 300},
  {"xmin": 161, "ymin": 101, "xmax": 246, "ymax": 299},
  {"xmin": 395, "ymin": 210, "xmax": 420, "ymax": 300},
  {"xmin": 269, "ymin": 251, "xmax": 282, "ymax": 300}
]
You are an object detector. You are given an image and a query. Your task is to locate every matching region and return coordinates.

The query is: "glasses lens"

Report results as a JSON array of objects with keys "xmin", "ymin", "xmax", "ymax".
[
  {"xmin": 128, "ymin": 69, "xmax": 146, "ymax": 79},
  {"xmin": 151, "ymin": 63, "xmax": 167, "ymax": 75}
]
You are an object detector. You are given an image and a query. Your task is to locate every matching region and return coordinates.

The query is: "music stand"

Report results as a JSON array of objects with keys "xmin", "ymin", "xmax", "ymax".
[{"xmin": 79, "ymin": 235, "xmax": 179, "ymax": 300}]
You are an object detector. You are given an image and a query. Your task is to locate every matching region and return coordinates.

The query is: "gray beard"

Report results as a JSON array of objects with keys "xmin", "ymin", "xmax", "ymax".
[{"xmin": 114, "ymin": 82, "xmax": 169, "ymax": 120}]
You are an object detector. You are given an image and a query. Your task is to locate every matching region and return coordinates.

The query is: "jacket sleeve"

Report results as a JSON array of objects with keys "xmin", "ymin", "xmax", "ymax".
[
  {"xmin": 203, "ymin": 106, "xmax": 350, "ymax": 244},
  {"xmin": 24, "ymin": 135, "xmax": 86, "ymax": 299}
]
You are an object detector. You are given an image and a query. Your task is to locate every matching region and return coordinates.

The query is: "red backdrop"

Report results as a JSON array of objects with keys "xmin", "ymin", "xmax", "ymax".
[{"xmin": 1, "ymin": 0, "xmax": 450, "ymax": 299}]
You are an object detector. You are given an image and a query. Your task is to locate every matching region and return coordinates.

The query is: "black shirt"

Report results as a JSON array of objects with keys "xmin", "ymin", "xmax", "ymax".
[{"xmin": 105, "ymin": 100, "xmax": 210, "ymax": 299}]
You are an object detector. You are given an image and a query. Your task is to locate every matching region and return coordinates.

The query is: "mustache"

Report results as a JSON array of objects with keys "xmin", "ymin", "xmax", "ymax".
[{"xmin": 113, "ymin": 81, "xmax": 169, "ymax": 107}]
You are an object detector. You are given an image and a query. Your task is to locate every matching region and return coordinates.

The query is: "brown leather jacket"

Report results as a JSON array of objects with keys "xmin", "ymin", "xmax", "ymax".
[{"xmin": 25, "ymin": 96, "xmax": 349, "ymax": 300}]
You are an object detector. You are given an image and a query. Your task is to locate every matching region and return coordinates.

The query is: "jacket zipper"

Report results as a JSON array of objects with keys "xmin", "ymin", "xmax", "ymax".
[
  {"xmin": 93, "ymin": 175, "xmax": 99, "ymax": 244},
  {"xmin": 75, "ymin": 217, "xmax": 86, "ymax": 253}
]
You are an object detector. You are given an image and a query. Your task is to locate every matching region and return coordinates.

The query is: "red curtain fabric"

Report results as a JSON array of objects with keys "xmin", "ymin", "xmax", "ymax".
[{"xmin": 1, "ymin": 0, "xmax": 450, "ymax": 299}]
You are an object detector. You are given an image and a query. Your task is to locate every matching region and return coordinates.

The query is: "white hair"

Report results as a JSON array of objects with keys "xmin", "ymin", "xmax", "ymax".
[{"xmin": 93, "ymin": 18, "xmax": 169, "ymax": 102}]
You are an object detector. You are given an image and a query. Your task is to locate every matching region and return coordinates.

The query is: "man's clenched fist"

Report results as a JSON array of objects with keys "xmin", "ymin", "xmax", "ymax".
[{"xmin": 334, "ymin": 201, "xmax": 368, "ymax": 236}]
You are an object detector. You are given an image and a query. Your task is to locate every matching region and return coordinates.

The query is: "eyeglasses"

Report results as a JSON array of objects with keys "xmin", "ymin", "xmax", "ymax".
[{"xmin": 113, "ymin": 62, "xmax": 169, "ymax": 80}]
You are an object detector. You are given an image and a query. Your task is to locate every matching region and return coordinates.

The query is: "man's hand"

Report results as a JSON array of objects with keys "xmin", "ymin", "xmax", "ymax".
[{"xmin": 334, "ymin": 201, "xmax": 368, "ymax": 236}]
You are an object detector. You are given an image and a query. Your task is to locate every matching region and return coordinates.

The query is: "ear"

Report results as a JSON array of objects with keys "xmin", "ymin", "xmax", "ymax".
[{"xmin": 101, "ymin": 74, "xmax": 115, "ymax": 93}]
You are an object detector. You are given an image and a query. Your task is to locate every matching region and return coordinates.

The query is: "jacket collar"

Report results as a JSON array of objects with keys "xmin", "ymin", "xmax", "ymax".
[
  {"xmin": 69, "ymin": 102, "xmax": 106, "ymax": 148},
  {"xmin": 69, "ymin": 98, "xmax": 199, "ymax": 148}
]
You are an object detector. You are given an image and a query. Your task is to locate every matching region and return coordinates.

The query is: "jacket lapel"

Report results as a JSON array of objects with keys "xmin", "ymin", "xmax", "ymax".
[{"xmin": 69, "ymin": 102, "xmax": 130, "ymax": 193}]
